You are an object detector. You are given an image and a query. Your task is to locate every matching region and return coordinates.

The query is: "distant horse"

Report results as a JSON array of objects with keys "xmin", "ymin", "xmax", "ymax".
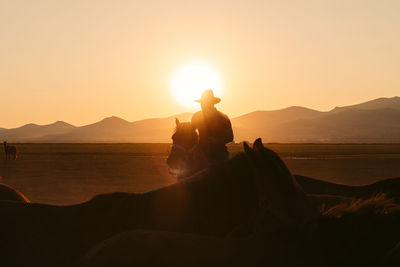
[
  {"xmin": 167, "ymin": 118, "xmax": 208, "ymax": 180},
  {"xmin": 0, "ymin": 138, "xmax": 317, "ymax": 267},
  {"xmin": 3, "ymin": 141, "xmax": 17, "ymax": 160}
]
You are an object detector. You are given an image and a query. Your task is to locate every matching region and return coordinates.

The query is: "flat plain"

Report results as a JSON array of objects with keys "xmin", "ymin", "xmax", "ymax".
[{"xmin": 1, "ymin": 143, "xmax": 400, "ymax": 205}]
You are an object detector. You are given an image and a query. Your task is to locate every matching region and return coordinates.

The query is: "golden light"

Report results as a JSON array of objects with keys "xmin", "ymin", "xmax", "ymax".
[{"xmin": 171, "ymin": 62, "xmax": 222, "ymax": 108}]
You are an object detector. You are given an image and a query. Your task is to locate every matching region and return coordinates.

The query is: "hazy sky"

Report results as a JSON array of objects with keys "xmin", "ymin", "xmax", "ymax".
[{"xmin": 1, "ymin": 0, "xmax": 399, "ymax": 128}]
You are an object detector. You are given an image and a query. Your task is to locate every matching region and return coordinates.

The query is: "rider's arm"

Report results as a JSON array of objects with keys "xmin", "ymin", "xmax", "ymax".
[
  {"xmin": 221, "ymin": 119, "xmax": 234, "ymax": 144},
  {"xmin": 191, "ymin": 112, "xmax": 199, "ymax": 130},
  {"xmin": 210, "ymin": 116, "xmax": 233, "ymax": 145}
]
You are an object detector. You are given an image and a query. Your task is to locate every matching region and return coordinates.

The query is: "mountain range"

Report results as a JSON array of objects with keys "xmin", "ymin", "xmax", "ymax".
[{"xmin": 1, "ymin": 97, "xmax": 400, "ymax": 143}]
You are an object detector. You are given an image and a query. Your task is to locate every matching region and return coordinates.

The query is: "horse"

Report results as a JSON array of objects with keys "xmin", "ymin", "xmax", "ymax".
[
  {"xmin": 167, "ymin": 119, "xmax": 400, "ymax": 204},
  {"xmin": 3, "ymin": 141, "xmax": 17, "ymax": 160},
  {"xmin": 167, "ymin": 118, "xmax": 208, "ymax": 180},
  {"xmin": 166, "ymin": 121, "xmax": 349, "ymax": 210},
  {"xmin": 75, "ymin": 139, "xmax": 319, "ymax": 267},
  {"xmin": 77, "ymin": 144, "xmax": 400, "ymax": 267},
  {"xmin": 0, "ymin": 138, "xmax": 318, "ymax": 267}
]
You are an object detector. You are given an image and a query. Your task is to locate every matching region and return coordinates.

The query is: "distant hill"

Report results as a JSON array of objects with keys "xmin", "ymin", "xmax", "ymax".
[
  {"xmin": 0, "ymin": 121, "xmax": 76, "ymax": 141},
  {"xmin": 330, "ymin": 96, "xmax": 400, "ymax": 113},
  {"xmin": 268, "ymin": 108, "xmax": 400, "ymax": 142},
  {"xmin": 231, "ymin": 106, "xmax": 325, "ymax": 141},
  {"xmin": 232, "ymin": 106, "xmax": 324, "ymax": 127},
  {"xmin": 1, "ymin": 97, "xmax": 399, "ymax": 143},
  {"xmin": 36, "ymin": 113, "xmax": 193, "ymax": 143}
]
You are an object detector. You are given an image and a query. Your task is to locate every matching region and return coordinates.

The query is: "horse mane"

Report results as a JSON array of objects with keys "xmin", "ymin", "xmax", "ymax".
[{"xmin": 323, "ymin": 194, "xmax": 400, "ymax": 218}]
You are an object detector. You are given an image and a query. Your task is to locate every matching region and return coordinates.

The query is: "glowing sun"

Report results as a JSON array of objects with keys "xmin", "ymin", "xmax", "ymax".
[{"xmin": 171, "ymin": 62, "xmax": 222, "ymax": 107}]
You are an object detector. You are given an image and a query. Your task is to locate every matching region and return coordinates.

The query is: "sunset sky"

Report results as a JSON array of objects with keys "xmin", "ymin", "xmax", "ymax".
[{"xmin": 1, "ymin": 0, "xmax": 399, "ymax": 128}]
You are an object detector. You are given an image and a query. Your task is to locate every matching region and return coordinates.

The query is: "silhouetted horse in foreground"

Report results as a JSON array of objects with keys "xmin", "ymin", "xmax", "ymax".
[
  {"xmin": 3, "ymin": 141, "xmax": 17, "ymax": 160},
  {"xmin": 76, "ymin": 142, "xmax": 400, "ymax": 267},
  {"xmin": 0, "ymin": 139, "xmax": 317, "ymax": 267}
]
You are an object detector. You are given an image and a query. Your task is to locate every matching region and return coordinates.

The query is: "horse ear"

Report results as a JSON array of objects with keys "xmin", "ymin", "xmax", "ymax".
[
  {"xmin": 175, "ymin": 118, "xmax": 180, "ymax": 126},
  {"xmin": 243, "ymin": 141, "xmax": 253, "ymax": 154},
  {"xmin": 253, "ymin": 138, "xmax": 264, "ymax": 151}
]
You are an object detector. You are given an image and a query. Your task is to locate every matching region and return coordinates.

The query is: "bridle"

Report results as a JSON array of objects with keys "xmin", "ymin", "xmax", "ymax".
[
  {"xmin": 171, "ymin": 143, "xmax": 197, "ymax": 158},
  {"xmin": 169, "ymin": 142, "xmax": 200, "ymax": 177},
  {"xmin": 171, "ymin": 142, "xmax": 198, "ymax": 165}
]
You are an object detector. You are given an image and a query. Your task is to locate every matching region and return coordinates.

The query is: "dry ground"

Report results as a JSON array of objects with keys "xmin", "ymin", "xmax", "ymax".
[{"xmin": 1, "ymin": 143, "xmax": 400, "ymax": 205}]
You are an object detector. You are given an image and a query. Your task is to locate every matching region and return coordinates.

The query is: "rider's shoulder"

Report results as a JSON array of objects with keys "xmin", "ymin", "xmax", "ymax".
[
  {"xmin": 192, "ymin": 111, "xmax": 203, "ymax": 121},
  {"xmin": 216, "ymin": 110, "xmax": 230, "ymax": 120}
]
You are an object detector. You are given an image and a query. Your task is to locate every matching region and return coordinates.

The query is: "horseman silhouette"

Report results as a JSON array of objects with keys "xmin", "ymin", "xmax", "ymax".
[
  {"xmin": 191, "ymin": 89, "xmax": 233, "ymax": 164},
  {"xmin": 167, "ymin": 90, "xmax": 234, "ymax": 179}
]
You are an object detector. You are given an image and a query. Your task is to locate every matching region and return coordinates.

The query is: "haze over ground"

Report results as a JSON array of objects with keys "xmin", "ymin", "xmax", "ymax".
[{"xmin": 1, "ymin": 1, "xmax": 400, "ymax": 128}]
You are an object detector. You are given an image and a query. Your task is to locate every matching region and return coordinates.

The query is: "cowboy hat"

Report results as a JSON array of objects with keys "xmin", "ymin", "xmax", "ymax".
[{"xmin": 195, "ymin": 89, "xmax": 221, "ymax": 104}]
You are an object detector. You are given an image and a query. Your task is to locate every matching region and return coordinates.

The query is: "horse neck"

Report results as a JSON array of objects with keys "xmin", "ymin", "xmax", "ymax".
[
  {"xmin": 248, "ymin": 153, "xmax": 320, "ymax": 235},
  {"xmin": 205, "ymin": 154, "xmax": 256, "ymax": 205},
  {"xmin": 168, "ymin": 153, "xmax": 256, "ymax": 232}
]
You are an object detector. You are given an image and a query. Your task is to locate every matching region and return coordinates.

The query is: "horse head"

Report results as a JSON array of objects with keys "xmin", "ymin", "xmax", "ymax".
[
  {"xmin": 243, "ymin": 138, "xmax": 319, "ymax": 232},
  {"xmin": 167, "ymin": 119, "xmax": 207, "ymax": 179},
  {"xmin": 167, "ymin": 119, "xmax": 203, "ymax": 178}
]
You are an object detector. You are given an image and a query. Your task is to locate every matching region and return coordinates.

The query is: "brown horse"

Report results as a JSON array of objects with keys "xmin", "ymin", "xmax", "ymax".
[
  {"xmin": 75, "ymin": 139, "xmax": 318, "ymax": 267},
  {"xmin": 77, "ymin": 143, "xmax": 400, "ymax": 267},
  {"xmin": 3, "ymin": 141, "xmax": 17, "ymax": 160},
  {"xmin": 167, "ymin": 118, "xmax": 208, "ymax": 180}
]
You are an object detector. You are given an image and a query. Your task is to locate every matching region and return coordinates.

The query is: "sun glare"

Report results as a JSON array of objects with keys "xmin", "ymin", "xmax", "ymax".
[{"xmin": 171, "ymin": 62, "xmax": 222, "ymax": 108}]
